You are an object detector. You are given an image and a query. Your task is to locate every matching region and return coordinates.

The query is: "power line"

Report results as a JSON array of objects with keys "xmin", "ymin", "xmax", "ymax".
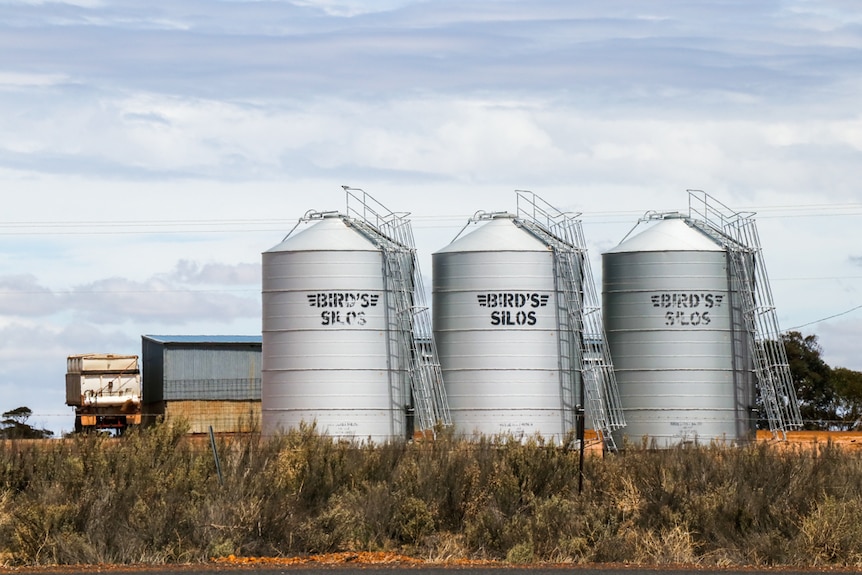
[
  {"xmin": 786, "ymin": 304, "xmax": 862, "ymax": 331},
  {"xmin": 0, "ymin": 201, "xmax": 859, "ymax": 235},
  {"xmin": 0, "ymin": 288, "xmax": 259, "ymax": 295},
  {"xmin": 772, "ymin": 276, "xmax": 862, "ymax": 282}
]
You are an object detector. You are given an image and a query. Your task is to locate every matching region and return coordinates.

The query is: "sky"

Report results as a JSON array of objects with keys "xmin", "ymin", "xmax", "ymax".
[{"xmin": 1, "ymin": 0, "xmax": 861, "ymax": 436}]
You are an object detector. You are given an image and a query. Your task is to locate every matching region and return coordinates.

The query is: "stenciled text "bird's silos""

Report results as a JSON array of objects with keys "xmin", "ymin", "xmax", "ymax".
[
  {"xmin": 262, "ymin": 213, "xmax": 410, "ymax": 442},
  {"xmin": 433, "ymin": 213, "xmax": 577, "ymax": 442},
  {"xmin": 603, "ymin": 216, "xmax": 755, "ymax": 447}
]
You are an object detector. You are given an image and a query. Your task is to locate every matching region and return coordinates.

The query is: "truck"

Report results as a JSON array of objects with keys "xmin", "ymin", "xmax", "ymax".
[{"xmin": 66, "ymin": 353, "xmax": 142, "ymax": 433}]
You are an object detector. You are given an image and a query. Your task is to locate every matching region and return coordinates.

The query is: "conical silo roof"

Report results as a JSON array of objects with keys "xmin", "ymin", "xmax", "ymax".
[
  {"xmin": 435, "ymin": 214, "xmax": 548, "ymax": 254},
  {"xmin": 605, "ymin": 217, "xmax": 723, "ymax": 254},
  {"xmin": 265, "ymin": 213, "xmax": 378, "ymax": 253}
]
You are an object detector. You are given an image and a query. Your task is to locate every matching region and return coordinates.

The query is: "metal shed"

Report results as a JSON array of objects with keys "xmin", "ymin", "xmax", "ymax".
[{"xmin": 142, "ymin": 335, "xmax": 261, "ymax": 433}]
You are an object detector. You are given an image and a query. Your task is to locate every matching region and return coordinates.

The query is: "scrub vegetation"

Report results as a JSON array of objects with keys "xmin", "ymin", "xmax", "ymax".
[{"xmin": 3, "ymin": 422, "xmax": 862, "ymax": 568}]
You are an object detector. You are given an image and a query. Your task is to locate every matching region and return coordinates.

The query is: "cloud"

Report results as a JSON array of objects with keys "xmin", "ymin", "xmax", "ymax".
[
  {"xmin": 0, "ymin": 263, "xmax": 260, "ymax": 323},
  {"xmin": 167, "ymin": 260, "xmax": 260, "ymax": 285},
  {"xmin": 5, "ymin": 91, "xmax": 861, "ymax": 196},
  {"xmin": 2, "ymin": 0, "xmax": 859, "ymax": 102},
  {"xmin": 0, "ymin": 72, "xmax": 69, "ymax": 89},
  {"xmin": 2, "ymin": 0, "xmax": 860, "ymax": 193},
  {"xmin": 0, "ymin": 274, "xmax": 63, "ymax": 316},
  {"xmin": 68, "ymin": 277, "xmax": 259, "ymax": 324},
  {"xmin": 818, "ymin": 319, "xmax": 862, "ymax": 371},
  {"xmin": 0, "ymin": 321, "xmax": 138, "ymax": 368}
]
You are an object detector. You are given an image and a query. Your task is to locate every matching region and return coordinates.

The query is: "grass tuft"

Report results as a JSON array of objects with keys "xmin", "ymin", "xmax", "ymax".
[{"xmin": 4, "ymin": 423, "xmax": 862, "ymax": 568}]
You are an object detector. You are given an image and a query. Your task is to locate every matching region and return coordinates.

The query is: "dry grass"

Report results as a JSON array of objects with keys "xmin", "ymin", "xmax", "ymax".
[{"xmin": 3, "ymin": 421, "xmax": 862, "ymax": 569}]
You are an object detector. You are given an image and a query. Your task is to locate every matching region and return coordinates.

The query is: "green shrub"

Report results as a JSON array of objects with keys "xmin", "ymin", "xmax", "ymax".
[{"xmin": 505, "ymin": 540, "xmax": 534, "ymax": 564}]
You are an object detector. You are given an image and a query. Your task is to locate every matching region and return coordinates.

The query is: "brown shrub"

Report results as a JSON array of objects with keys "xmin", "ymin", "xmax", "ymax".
[{"xmin": 4, "ymin": 423, "xmax": 862, "ymax": 568}]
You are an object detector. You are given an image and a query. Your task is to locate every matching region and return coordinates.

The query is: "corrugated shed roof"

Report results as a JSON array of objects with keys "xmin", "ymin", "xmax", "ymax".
[{"xmin": 143, "ymin": 335, "xmax": 262, "ymax": 345}]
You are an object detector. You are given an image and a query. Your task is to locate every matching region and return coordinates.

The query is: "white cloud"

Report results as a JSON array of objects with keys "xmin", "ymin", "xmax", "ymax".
[
  {"xmin": 68, "ymin": 277, "xmax": 259, "ymax": 324},
  {"xmin": 2, "ymin": 0, "xmax": 862, "ymax": 425},
  {"xmin": 818, "ymin": 319, "xmax": 862, "ymax": 371},
  {"xmin": 290, "ymin": 0, "xmax": 414, "ymax": 17},
  {"xmin": 0, "ymin": 274, "xmax": 62, "ymax": 316},
  {"xmin": 0, "ymin": 261, "xmax": 260, "ymax": 323},
  {"xmin": 166, "ymin": 260, "xmax": 260, "ymax": 285},
  {"xmin": 0, "ymin": 71, "xmax": 69, "ymax": 88}
]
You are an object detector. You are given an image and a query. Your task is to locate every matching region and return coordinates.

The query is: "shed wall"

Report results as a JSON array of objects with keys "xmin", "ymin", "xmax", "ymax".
[
  {"xmin": 142, "ymin": 340, "xmax": 261, "ymax": 404},
  {"xmin": 149, "ymin": 400, "xmax": 260, "ymax": 434}
]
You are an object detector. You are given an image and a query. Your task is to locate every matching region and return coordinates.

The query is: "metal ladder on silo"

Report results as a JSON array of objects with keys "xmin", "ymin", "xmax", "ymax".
[
  {"xmin": 548, "ymin": 244, "xmax": 583, "ymax": 437},
  {"xmin": 556, "ymin": 245, "xmax": 624, "ymax": 453},
  {"xmin": 344, "ymin": 189, "xmax": 452, "ymax": 435},
  {"xmin": 514, "ymin": 191, "xmax": 625, "ymax": 452},
  {"xmin": 687, "ymin": 191, "xmax": 802, "ymax": 437},
  {"xmin": 556, "ymin": 249, "xmax": 620, "ymax": 452},
  {"xmin": 566, "ymin": 213, "xmax": 627, "ymax": 450},
  {"xmin": 726, "ymin": 237, "xmax": 802, "ymax": 435},
  {"xmin": 383, "ymin": 247, "xmax": 452, "ymax": 434}
]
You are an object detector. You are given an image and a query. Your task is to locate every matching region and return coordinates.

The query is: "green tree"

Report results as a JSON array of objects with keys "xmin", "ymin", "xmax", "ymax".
[
  {"xmin": 832, "ymin": 367, "xmax": 862, "ymax": 430},
  {"xmin": 782, "ymin": 331, "xmax": 836, "ymax": 429},
  {"xmin": 780, "ymin": 331, "xmax": 862, "ymax": 431},
  {"xmin": 0, "ymin": 406, "xmax": 54, "ymax": 439}
]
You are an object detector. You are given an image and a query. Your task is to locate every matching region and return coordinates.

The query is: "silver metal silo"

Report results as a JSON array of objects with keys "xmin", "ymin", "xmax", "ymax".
[
  {"xmin": 433, "ymin": 194, "xmax": 624, "ymax": 448},
  {"xmin": 433, "ymin": 213, "xmax": 566, "ymax": 440},
  {"xmin": 261, "ymin": 190, "xmax": 450, "ymax": 443},
  {"xmin": 261, "ymin": 212, "xmax": 402, "ymax": 441},
  {"xmin": 603, "ymin": 215, "xmax": 757, "ymax": 447}
]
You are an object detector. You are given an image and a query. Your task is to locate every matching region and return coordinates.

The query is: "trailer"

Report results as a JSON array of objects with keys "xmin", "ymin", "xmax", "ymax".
[{"xmin": 66, "ymin": 353, "xmax": 142, "ymax": 433}]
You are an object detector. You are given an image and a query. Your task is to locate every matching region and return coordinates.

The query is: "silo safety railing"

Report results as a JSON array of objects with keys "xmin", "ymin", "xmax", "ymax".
[
  {"xmin": 343, "ymin": 187, "xmax": 452, "ymax": 435},
  {"xmin": 514, "ymin": 191, "xmax": 626, "ymax": 452},
  {"xmin": 687, "ymin": 190, "xmax": 803, "ymax": 438}
]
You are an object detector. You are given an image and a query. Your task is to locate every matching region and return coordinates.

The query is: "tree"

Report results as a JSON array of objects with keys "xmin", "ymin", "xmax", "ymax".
[
  {"xmin": 779, "ymin": 331, "xmax": 862, "ymax": 431},
  {"xmin": 0, "ymin": 406, "xmax": 54, "ymax": 439},
  {"xmin": 832, "ymin": 367, "xmax": 862, "ymax": 431},
  {"xmin": 783, "ymin": 331, "xmax": 835, "ymax": 429}
]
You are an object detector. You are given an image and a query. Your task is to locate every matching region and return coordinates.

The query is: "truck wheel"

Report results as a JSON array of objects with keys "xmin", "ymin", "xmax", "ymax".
[{"xmin": 74, "ymin": 416, "xmax": 83, "ymax": 433}]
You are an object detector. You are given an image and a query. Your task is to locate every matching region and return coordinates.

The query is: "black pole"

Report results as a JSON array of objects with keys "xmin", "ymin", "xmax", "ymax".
[
  {"xmin": 209, "ymin": 425, "xmax": 224, "ymax": 487},
  {"xmin": 577, "ymin": 404, "xmax": 585, "ymax": 495}
]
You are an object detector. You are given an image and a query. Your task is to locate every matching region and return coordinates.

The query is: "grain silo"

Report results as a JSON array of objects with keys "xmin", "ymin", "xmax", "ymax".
[
  {"xmin": 602, "ymin": 191, "xmax": 802, "ymax": 448},
  {"xmin": 433, "ymin": 191, "xmax": 624, "ymax": 449},
  {"xmin": 261, "ymin": 188, "xmax": 450, "ymax": 442}
]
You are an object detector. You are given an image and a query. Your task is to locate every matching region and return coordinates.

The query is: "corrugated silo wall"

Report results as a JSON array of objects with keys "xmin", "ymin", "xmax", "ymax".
[
  {"xmin": 603, "ymin": 249, "xmax": 756, "ymax": 448},
  {"xmin": 261, "ymin": 217, "xmax": 409, "ymax": 443},
  {"xmin": 433, "ymin": 218, "xmax": 578, "ymax": 443}
]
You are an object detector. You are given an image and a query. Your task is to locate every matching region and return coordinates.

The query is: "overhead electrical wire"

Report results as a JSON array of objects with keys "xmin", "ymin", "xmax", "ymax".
[
  {"xmin": 0, "ymin": 200, "xmax": 860, "ymax": 234},
  {"xmin": 0, "ymin": 203, "xmax": 859, "ymax": 300},
  {"xmin": 785, "ymin": 304, "xmax": 862, "ymax": 332}
]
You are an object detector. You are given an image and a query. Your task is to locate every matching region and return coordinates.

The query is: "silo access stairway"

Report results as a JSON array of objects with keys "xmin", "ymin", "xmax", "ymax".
[
  {"xmin": 342, "ymin": 187, "xmax": 452, "ymax": 436},
  {"xmin": 513, "ymin": 191, "xmax": 626, "ymax": 452},
  {"xmin": 687, "ymin": 190, "xmax": 803, "ymax": 437}
]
